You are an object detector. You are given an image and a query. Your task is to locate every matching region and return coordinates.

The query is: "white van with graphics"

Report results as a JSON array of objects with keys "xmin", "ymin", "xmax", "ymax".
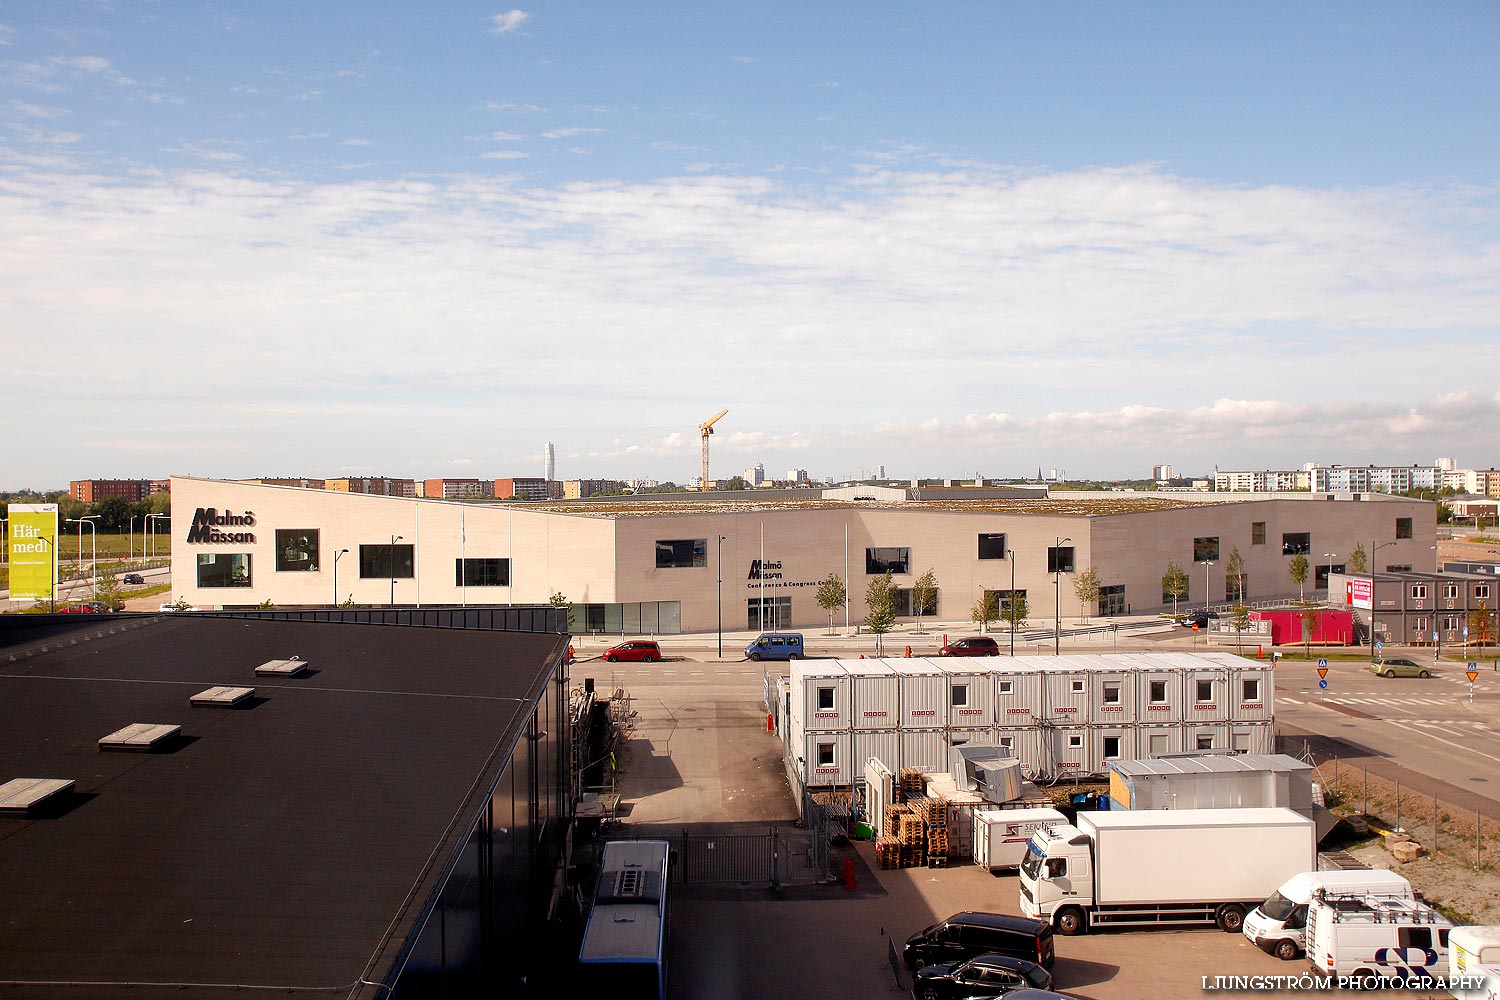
[
  {"xmin": 1244, "ymin": 869, "xmax": 1412, "ymax": 960},
  {"xmin": 1305, "ymin": 891, "xmax": 1451, "ymax": 983}
]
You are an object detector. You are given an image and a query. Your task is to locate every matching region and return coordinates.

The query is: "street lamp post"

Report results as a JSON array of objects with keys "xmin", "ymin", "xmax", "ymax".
[
  {"xmin": 717, "ymin": 534, "xmax": 726, "ymax": 659},
  {"xmin": 1054, "ymin": 536, "xmax": 1071, "ymax": 655},
  {"xmin": 66, "ymin": 516, "xmax": 99, "ymax": 599},
  {"xmin": 1198, "ymin": 559, "xmax": 1215, "ymax": 611},
  {"xmin": 0, "ymin": 517, "xmax": 7, "ymax": 567},
  {"xmin": 1371, "ymin": 539, "xmax": 1398, "ymax": 657},
  {"xmin": 1008, "ymin": 547, "xmax": 1020, "ymax": 658},
  {"xmin": 1322, "ymin": 552, "xmax": 1338, "ymax": 601},
  {"xmin": 129, "ymin": 515, "xmax": 139, "ymax": 564},
  {"xmin": 389, "ymin": 535, "xmax": 404, "ymax": 606},
  {"xmin": 146, "ymin": 512, "xmax": 167, "ymax": 561},
  {"xmin": 333, "ymin": 548, "xmax": 349, "ymax": 606}
]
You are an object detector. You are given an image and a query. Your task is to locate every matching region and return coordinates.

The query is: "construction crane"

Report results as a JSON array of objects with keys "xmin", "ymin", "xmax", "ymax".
[{"xmin": 699, "ymin": 409, "xmax": 728, "ymax": 491}]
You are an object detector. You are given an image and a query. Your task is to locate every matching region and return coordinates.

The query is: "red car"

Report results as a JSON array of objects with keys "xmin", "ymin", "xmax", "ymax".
[
  {"xmin": 938, "ymin": 636, "xmax": 1000, "ymax": 657},
  {"xmin": 603, "ymin": 640, "xmax": 662, "ymax": 663}
]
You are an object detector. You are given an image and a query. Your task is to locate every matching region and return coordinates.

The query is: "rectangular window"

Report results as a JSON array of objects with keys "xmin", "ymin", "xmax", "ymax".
[
  {"xmin": 1242, "ymin": 678, "xmax": 1260, "ymax": 702},
  {"xmin": 1443, "ymin": 583, "xmax": 1459, "ymax": 599},
  {"xmin": 1102, "ymin": 683, "xmax": 1120, "ymax": 704},
  {"xmin": 655, "ymin": 538, "xmax": 707, "ymax": 568},
  {"xmin": 865, "ymin": 546, "xmax": 911, "ymax": 574},
  {"xmin": 951, "ymin": 684, "xmax": 968, "ymax": 707},
  {"xmin": 1396, "ymin": 517, "xmax": 1413, "ymax": 539},
  {"xmin": 817, "ymin": 687, "xmax": 835, "ymax": 710},
  {"xmin": 998, "ymin": 680, "xmax": 1014, "ymax": 695},
  {"xmin": 748, "ymin": 596, "xmax": 792, "ymax": 630},
  {"xmin": 455, "ymin": 558, "xmax": 509, "ymax": 586},
  {"xmin": 998, "ymin": 736, "xmax": 1014, "ymax": 753},
  {"xmin": 1070, "ymin": 679, "xmax": 1085, "ymax": 694},
  {"xmin": 1103, "ymin": 736, "xmax": 1121, "ymax": 759},
  {"xmin": 197, "ymin": 552, "xmax": 251, "ymax": 588},
  {"xmin": 1251, "ymin": 522, "xmax": 1266, "ymax": 545},
  {"xmin": 1442, "ymin": 614, "xmax": 1461, "ymax": 631},
  {"xmin": 1099, "ymin": 584, "xmax": 1126, "ymax": 616},
  {"xmin": 1150, "ymin": 680, "xmax": 1167, "ymax": 703},
  {"xmin": 274, "ymin": 529, "xmax": 320, "ymax": 572},
  {"xmin": 1193, "ymin": 536, "xmax": 1220, "ymax": 562},
  {"xmin": 894, "ymin": 587, "xmax": 940, "ymax": 616},
  {"xmin": 1387, "ymin": 564, "xmax": 1412, "ymax": 573},
  {"xmin": 1196, "ymin": 679, "xmax": 1214, "ymax": 702},
  {"xmin": 1047, "ymin": 546, "xmax": 1075, "ymax": 574},
  {"xmin": 359, "ymin": 543, "xmax": 414, "ymax": 579},
  {"xmin": 1068, "ymin": 735, "xmax": 1083, "ymax": 749},
  {"xmin": 1400, "ymin": 927, "xmax": 1432, "ymax": 951},
  {"xmin": 1411, "ymin": 584, "xmax": 1428, "ymax": 599},
  {"xmin": 1478, "ymin": 584, "xmax": 1492, "ymax": 599},
  {"xmin": 816, "ymin": 742, "xmax": 835, "ymax": 767},
  {"xmin": 977, "ymin": 533, "xmax": 1007, "ymax": 560},
  {"xmin": 1196, "ymin": 734, "xmax": 1215, "ymax": 750},
  {"xmin": 1413, "ymin": 616, "xmax": 1429, "ymax": 632},
  {"xmin": 1281, "ymin": 532, "xmax": 1311, "ymax": 555}
]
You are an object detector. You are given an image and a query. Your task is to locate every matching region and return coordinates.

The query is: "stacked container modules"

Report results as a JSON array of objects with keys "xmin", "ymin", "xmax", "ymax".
[{"xmin": 785, "ymin": 653, "xmax": 1274, "ymax": 788}]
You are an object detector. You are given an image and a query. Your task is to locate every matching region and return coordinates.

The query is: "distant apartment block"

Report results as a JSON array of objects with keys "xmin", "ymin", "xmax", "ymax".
[
  {"xmin": 744, "ymin": 464, "xmax": 766, "ymax": 486},
  {"xmin": 494, "ymin": 478, "xmax": 563, "ymax": 501},
  {"xmin": 421, "ymin": 478, "xmax": 494, "ymax": 499},
  {"xmin": 1217, "ymin": 462, "xmax": 1496, "ymax": 495},
  {"xmin": 544, "ymin": 442, "xmax": 555, "ymax": 482},
  {"xmin": 70, "ymin": 479, "xmax": 157, "ymax": 503},
  {"xmin": 240, "ymin": 478, "xmax": 326, "ymax": 489},
  {"xmin": 1152, "ymin": 464, "xmax": 1174, "ymax": 481},
  {"xmin": 324, "ymin": 477, "xmax": 416, "ymax": 497},
  {"xmin": 563, "ymin": 479, "xmax": 623, "ymax": 499}
]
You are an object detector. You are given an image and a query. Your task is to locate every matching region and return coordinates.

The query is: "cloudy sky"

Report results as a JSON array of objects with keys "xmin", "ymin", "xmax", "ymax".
[{"xmin": 3, "ymin": 3, "xmax": 1498, "ymax": 488}]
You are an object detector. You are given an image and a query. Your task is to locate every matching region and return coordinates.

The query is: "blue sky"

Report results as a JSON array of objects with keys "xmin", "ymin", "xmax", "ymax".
[{"xmin": 3, "ymin": 3, "xmax": 1498, "ymax": 487}]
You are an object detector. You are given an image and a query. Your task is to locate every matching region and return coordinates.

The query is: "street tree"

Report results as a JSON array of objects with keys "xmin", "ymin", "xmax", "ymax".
[
  {"xmin": 1469, "ymin": 605, "xmax": 1496, "ymax": 647},
  {"xmin": 864, "ymin": 571, "xmax": 897, "ymax": 654},
  {"xmin": 911, "ymin": 568, "xmax": 939, "ymax": 633},
  {"xmin": 94, "ymin": 568, "xmax": 126, "ymax": 611},
  {"xmin": 1347, "ymin": 542, "xmax": 1368, "ymax": 575},
  {"xmin": 1289, "ymin": 554, "xmax": 1310, "ymax": 601},
  {"xmin": 815, "ymin": 572, "xmax": 847, "ymax": 635},
  {"xmin": 1162, "ymin": 560, "xmax": 1189, "ymax": 615},
  {"xmin": 1298, "ymin": 604, "xmax": 1320, "ymax": 658},
  {"xmin": 1000, "ymin": 591, "xmax": 1029, "ymax": 635},
  {"xmin": 1072, "ymin": 566, "xmax": 1101, "ymax": 623},
  {"xmin": 970, "ymin": 591, "xmax": 999, "ymax": 634},
  {"xmin": 1224, "ymin": 547, "xmax": 1246, "ymax": 603},
  {"xmin": 1228, "ymin": 601, "xmax": 1251, "ymax": 655}
]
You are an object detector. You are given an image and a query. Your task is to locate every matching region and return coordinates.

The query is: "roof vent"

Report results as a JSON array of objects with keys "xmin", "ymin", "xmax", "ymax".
[
  {"xmin": 99, "ymin": 723, "xmax": 181, "ymax": 752},
  {"xmin": 255, "ymin": 657, "xmax": 308, "ymax": 677},
  {"xmin": 0, "ymin": 778, "xmax": 75, "ymax": 815},
  {"xmin": 191, "ymin": 686, "xmax": 255, "ymax": 708}
]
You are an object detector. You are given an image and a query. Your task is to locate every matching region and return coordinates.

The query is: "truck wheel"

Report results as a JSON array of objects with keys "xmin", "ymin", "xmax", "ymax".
[
  {"xmin": 1273, "ymin": 939, "xmax": 1301, "ymax": 961},
  {"xmin": 1215, "ymin": 903, "xmax": 1246, "ymax": 933},
  {"xmin": 1055, "ymin": 907, "xmax": 1086, "ymax": 936},
  {"xmin": 749, "ymin": 652, "xmax": 761, "ymax": 662}
]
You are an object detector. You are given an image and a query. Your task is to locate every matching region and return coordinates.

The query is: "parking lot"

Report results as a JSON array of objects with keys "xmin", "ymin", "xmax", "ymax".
[{"xmin": 592, "ymin": 656, "xmax": 1422, "ymax": 1000}]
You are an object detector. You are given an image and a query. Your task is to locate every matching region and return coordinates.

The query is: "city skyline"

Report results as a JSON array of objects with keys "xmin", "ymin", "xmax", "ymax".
[{"xmin": 4, "ymin": 5, "xmax": 1498, "ymax": 483}]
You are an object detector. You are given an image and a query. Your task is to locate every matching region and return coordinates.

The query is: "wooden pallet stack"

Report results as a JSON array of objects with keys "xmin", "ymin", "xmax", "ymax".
[
  {"xmin": 874, "ymin": 836, "xmax": 903, "ymax": 869},
  {"xmin": 900, "ymin": 767, "xmax": 926, "ymax": 798},
  {"xmin": 924, "ymin": 794, "xmax": 949, "ymax": 865}
]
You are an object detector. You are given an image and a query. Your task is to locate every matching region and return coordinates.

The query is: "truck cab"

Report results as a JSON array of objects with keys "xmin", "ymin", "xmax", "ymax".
[{"xmin": 1018, "ymin": 824, "xmax": 1093, "ymax": 933}]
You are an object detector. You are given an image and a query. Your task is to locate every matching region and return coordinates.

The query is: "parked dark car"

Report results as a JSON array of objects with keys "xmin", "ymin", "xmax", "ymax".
[
  {"xmin": 904, "ymin": 912, "xmax": 1054, "ymax": 971},
  {"xmin": 938, "ymin": 637, "xmax": 1000, "ymax": 657},
  {"xmin": 603, "ymin": 640, "xmax": 662, "ymax": 663},
  {"xmin": 123, "ymin": 573, "xmax": 145, "ymax": 584},
  {"xmin": 1180, "ymin": 611, "xmax": 1219, "ymax": 629},
  {"xmin": 912, "ymin": 953, "xmax": 1054, "ymax": 1000}
]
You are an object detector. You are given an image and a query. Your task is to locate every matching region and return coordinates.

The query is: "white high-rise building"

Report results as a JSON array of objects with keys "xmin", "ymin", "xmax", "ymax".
[
  {"xmin": 744, "ymin": 463, "xmax": 766, "ymax": 486},
  {"xmin": 544, "ymin": 442, "xmax": 555, "ymax": 481},
  {"xmin": 1152, "ymin": 464, "xmax": 1174, "ymax": 481}
]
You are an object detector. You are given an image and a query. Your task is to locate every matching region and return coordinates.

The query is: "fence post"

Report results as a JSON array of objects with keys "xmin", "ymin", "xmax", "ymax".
[
  {"xmin": 1395, "ymin": 777, "xmax": 1401, "ymax": 832},
  {"xmin": 770, "ymin": 826, "xmax": 778, "ymax": 890},
  {"xmin": 1432, "ymin": 795, "xmax": 1439, "ymax": 856},
  {"xmin": 1479, "ymin": 809, "xmax": 1484, "ymax": 870},
  {"xmin": 1363, "ymin": 767, "xmax": 1368, "ymax": 818}
]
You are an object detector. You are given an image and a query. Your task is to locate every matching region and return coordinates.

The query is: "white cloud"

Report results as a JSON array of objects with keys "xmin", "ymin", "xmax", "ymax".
[
  {"xmin": 730, "ymin": 54, "xmax": 754, "ymax": 64},
  {"xmin": 7, "ymin": 100, "xmax": 67, "ymax": 118},
  {"xmin": 230, "ymin": 84, "xmax": 258, "ymax": 95},
  {"xmin": 341, "ymin": 137, "xmax": 373, "ymax": 146},
  {"xmin": 541, "ymin": 126, "xmax": 603, "ymax": 139},
  {"xmin": 481, "ymin": 101, "xmax": 545, "ymax": 113},
  {"xmin": 472, "ymin": 130, "xmax": 524, "ymax": 142},
  {"xmin": 489, "ymin": 10, "xmax": 530, "ymax": 34},
  {"xmin": 9, "ymin": 124, "xmax": 83, "ymax": 143},
  {"xmin": 0, "ymin": 22, "xmax": 14, "ymax": 46},
  {"xmin": 52, "ymin": 54, "xmax": 110, "ymax": 73},
  {"xmin": 479, "ymin": 150, "xmax": 528, "ymax": 160}
]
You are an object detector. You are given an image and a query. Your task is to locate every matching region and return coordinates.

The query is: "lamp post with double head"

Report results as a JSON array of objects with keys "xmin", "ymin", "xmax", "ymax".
[
  {"xmin": 146, "ymin": 512, "xmax": 166, "ymax": 560},
  {"xmin": 389, "ymin": 535, "xmax": 404, "ymax": 606},
  {"xmin": 1371, "ymin": 539, "xmax": 1398, "ymax": 657},
  {"xmin": 717, "ymin": 534, "xmax": 726, "ymax": 659},
  {"xmin": 333, "ymin": 548, "xmax": 349, "ymax": 607},
  {"xmin": 1322, "ymin": 552, "xmax": 1338, "ymax": 601},
  {"xmin": 66, "ymin": 516, "xmax": 99, "ymax": 599},
  {"xmin": 1008, "ymin": 546, "xmax": 1020, "ymax": 658},
  {"xmin": 1054, "ymin": 536, "xmax": 1071, "ymax": 655}
]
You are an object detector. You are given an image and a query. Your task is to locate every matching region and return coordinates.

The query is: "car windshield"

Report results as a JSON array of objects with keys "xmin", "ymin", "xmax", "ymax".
[
  {"xmin": 1021, "ymin": 844, "xmax": 1044, "ymax": 880},
  {"xmin": 1259, "ymin": 890, "xmax": 1298, "ymax": 921}
]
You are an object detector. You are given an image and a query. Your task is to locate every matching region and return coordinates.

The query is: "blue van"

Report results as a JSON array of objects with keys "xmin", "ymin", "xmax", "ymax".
[{"xmin": 744, "ymin": 633, "xmax": 804, "ymax": 661}]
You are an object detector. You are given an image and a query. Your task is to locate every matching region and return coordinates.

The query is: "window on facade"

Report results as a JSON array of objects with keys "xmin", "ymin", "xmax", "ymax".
[
  {"xmin": 865, "ymin": 546, "xmax": 911, "ymax": 574},
  {"xmin": 1282, "ymin": 532, "xmax": 1311, "ymax": 555},
  {"xmin": 1242, "ymin": 678, "xmax": 1260, "ymax": 702},
  {"xmin": 951, "ymin": 684, "xmax": 968, "ymax": 707},
  {"xmin": 1396, "ymin": 517, "xmax": 1413, "ymax": 539},
  {"xmin": 655, "ymin": 538, "xmax": 707, "ymax": 568},
  {"xmin": 1227, "ymin": 573, "xmax": 1248, "ymax": 602},
  {"xmin": 1070, "ymin": 679, "xmax": 1085, "ymax": 694},
  {"xmin": 1443, "ymin": 615, "xmax": 1461, "ymax": 631},
  {"xmin": 894, "ymin": 587, "xmax": 940, "ymax": 616},
  {"xmin": 455, "ymin": 558, "xmax": 509, "ymax": 586},
  {"xmin": 816, "ymin": 743, "xmax": 835, "ymax": 767},
  {"xmin": 817, "ymin": 687, "xmax": 835, "ymax": 710},
  {"xmin": 1251, "ymin": 522, "xmax": 1266, "ymax": 545},
  {"xmin": 1103, "ymin": 736, "xmax": 1121, "ymax": 759},
  {"xmin": 998, "ymin": 680, "xmax": 1014, "ymax": 695},
  {"xmin": 1193, "ymin": 537, "xmax": 1220, "ymax": 562},
  {"xmin": 197, "ymin": 552, "xmax": 251, "ymax": 588},
  {"xmin": 1479, "ymin": 584, "xmax": 1493, "ymax": 600},
  {"xmin": 1047, "ymin": 546, "xmax": 1075, "ymax": 574},
  {"xmin": 1197, "ymin": 734, "xmax": 1216, "ymax": 750},
  {"xmin": 1068, "ymin": 735, "xmax": 1083, "ymax": 749},
  {"xmin": 1388, "ymin": 564, "xmax": 1412, "ymax": 573},
  {"xmin": 1196, "ymin": 679, "xmax": 1214, "ymax": 702},
  {"xmin": 274, "ymin": 529, "xmax": 320, "ymax": 572},
  {"xmin": 998, "ymin": 736, "xmax": 1014, "ymax": 752},
  {"xmin": 977, "ymin": 533, "xmax": 1007, "ymax": 560},
  {"xmin": 1150, "ymin": 680, "xmax": 1167, "ymax": 703},
  {"xmin": 1099, "ymin": 584, "xmax": 1126, "ymax": 616},
  {"xmin": 1102, "ymin": 683, "xmax": 1120, "ymax": 704},
  {"xmin": 1411, "ymin": 584, "xmax": 1428, "ymax": 599},
  {"xmin": 1443, "ymin": 583, "xmax": 1459, "ymax": 599},
  {"xmin": 359, "ymin": 543, "xmax": 414, "ymax": 579}
]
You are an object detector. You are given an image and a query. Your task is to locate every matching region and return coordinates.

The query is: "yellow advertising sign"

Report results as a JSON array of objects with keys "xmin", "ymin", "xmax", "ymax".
[{"xmin": 8, "ymin": 504, "xmax": 58, "ymax": 602}]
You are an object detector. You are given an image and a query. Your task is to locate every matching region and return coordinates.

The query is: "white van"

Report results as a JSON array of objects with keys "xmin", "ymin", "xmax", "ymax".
[
  {"xmin": 1305, "ymin": 892, "xmax": 1451, "ymax": 981},
  {"xmin": 1244, "ymin": 869, "xmax": 1412, "ymax": 960},
  {"xmin": 973, "ymin": 808, "xmax": 1067, "ymax": 872},
  {"xmin": 1448, "ymin": 926, "xmax": 1500, "ymax": 1000}
]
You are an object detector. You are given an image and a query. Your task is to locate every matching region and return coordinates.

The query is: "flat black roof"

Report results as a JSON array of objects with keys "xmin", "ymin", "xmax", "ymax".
[{"xmin": 0, "ymin": 615, "xmax": 566, "ymax": 998}]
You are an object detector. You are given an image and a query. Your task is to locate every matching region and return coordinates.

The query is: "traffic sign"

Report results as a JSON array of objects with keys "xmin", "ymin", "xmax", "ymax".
[
  {"xmin": 1317, "ymin": 657, "xmax": 1328, "ymax": 668},
  {"xmin": 1318, "ymin": 679, "xmax": 1329, "ymax": 689},
  {"xmin": 1316, "ymin": 667, "xmax": 1329, "ymax": 681},
  {"xmin": 1468, "ymin": 669, "xmax": 1481, "ymax": 684},
  {"xmin": 1376, "ymin": 641, "xmax": 1383, "ymax": 652},
  {"xmin": 1470, "ymin": 661, "xmax": 1479, "ymax": 671}
]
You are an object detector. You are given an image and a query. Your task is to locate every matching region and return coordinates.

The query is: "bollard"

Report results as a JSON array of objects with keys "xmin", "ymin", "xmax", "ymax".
[
  {"xmin": 766, "ymin": 712, "xmax": 774, "ymax": 733},
  {"xmin": 905, "ymin": 646, "xmax": 912, "ymax": 658},
  {"xmin": 843, "ymin": 857, "xmax": 857, "ymax": 889},
  {"xmin": 1258, "ymin": 646, "xmax": 1264, "ymax": 659}
]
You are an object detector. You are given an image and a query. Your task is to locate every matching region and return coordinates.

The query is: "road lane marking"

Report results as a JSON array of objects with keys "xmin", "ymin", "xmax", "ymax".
[{"xmin": 1388, "ymin": 720, "xmax": 1500, "ymax": 765}]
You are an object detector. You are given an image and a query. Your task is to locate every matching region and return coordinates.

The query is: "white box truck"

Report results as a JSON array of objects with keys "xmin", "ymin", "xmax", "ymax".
[
  {"xmin": 1017, "ymin": 807, "xmax": 1316, "ymax": 935},
  {"xmin": 1448, "ymin": 926, "xmax": 1500, "ymax": 1000},
  {"xmin": 1243, "ymin": 869, "xmax": 1412, "ymax": 961},
  {"xmin": 973, "ymin": 808, "xmax": 1067, "ymax": 872}
]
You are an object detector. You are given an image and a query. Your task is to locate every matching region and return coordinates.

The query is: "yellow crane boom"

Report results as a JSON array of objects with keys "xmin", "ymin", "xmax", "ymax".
[{"xmin": 699, "ymin": 409, "xmax": 728, "ymax": 491}]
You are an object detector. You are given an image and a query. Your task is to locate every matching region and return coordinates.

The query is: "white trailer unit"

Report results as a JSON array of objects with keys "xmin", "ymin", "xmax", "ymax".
[
  {"xmin": 1449, "ymin": 926, "xmax": 1500, "ymax": 1000},
  {"xmin": 1139, "ymin": 666, "xmax": 1186, "ymax": 724},
  {"xmin": 938, "ymin": 661, "xmax": 998, "ymax": 728},
  {"xmin": 894, "ymin": 660, "xmax": 947, "ymax": 729},
  {"xmin": 851, "ymin": 730, "xmax": 903, "ymax": 785},
  {"xmin": 974, "ymin": 807, "xmax": 1067, "ymax": 871},
  {"xmin": 1018, "ymin": 807, "xmax": 1316, "ymax": 935},
  {"xmin": 847, "ymin": 660, "xmax": 900, "ymax": 731},
  {"xmin": 900, "ymin": 728, "xmax": 951, "ymax": 772},
  {"xmin": 801, "ymin": 731, "xmax": 851, "ymax": 786},
  {"xmin": 995, "ymin": 666, "xmax": 1042, "ymax": 725},
  {"xmin": 791, "ymin": 662, "xmax": 850, "ymax": 733},
  {"xmin": 1230, "ymin": 722, "xmax": 1274, "ymax": 755},
  {"xmin": 1047, "ymin": 726, "xmax": 1090, "ymax": 778}
]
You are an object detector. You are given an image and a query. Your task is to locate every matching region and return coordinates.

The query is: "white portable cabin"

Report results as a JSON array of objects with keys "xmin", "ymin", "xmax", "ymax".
[
  {"xmin": 1047, "ymin": 725, "xmax": 1091, "ymax": 778},
  {"xmin": 893, "ymin": 659, "xmax": 948, "ymax": 729},
  {"xmin": 947, "ymin": 726, "xmax": 997, "ymax": 749},
  {"xmin": 1232, "ymin": 663, "xmax": 1275, "ymax": 722},
  {"xmin": 900, "ymin": 728, "xmax": 952, "ymax": 773},
  {"xmin": 1449, "ymin": 926, "xmax": 1500, "ymax": 1000},
  {"xmin": 973, "ymin": 807, "xmax": 1069, "ymax": 871},
  {"xmin": 1182, "ymin": 721, "xmax": 1232, "ymax": 754},
  {"xmin": 937, "ymin": 660, "xmax": 998, "ymax": 728},
  {"xmin": 1039, "ymin": 659, "xmax": 1092, "ymax": 724},
  {"xmin": 1078, "ymin": 655, "xmax": 1138, "ymax": 724},
  {"xmin": 851, "ymin": 730, "xmax": 904, "ymax": 785},
  {"xmin": 801, "ymin": 731, "xmax": 852, "ymax": 786},
  {"xmin": 1230, "ymin": 721, "xmax": 1275, "ymax": 755},
  {"xmin": 994, "ymin": 664, "xmax": 1043, "ymax": 725},
  {"xmin": 1136, "ymin": 723, "xmax": 1184, "ymax": 759},
  {"xmin": 846, "ymin": 659, "xmax": 900, "ymax": 731},
  {"xmin": 791, "ymin": 661, "xmax": 850, "ymax": 734},
  {"xmin": 1088, "ymin": 725, "xmax": 1137, "ymax": 774},
  {"xmin": 993, "ymin": 726, "xmax": 1044, "ymax": 778},
  {"xmin": 1176, "ymin": 652, "xmax": 1234, "ymax": 723},
  {"xmin": 1137, "ymin": 662, "xmax": 1188, "ymax": 724}
]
